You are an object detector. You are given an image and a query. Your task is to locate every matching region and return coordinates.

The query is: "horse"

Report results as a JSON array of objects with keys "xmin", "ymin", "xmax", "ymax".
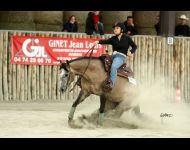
[{"xmin": 59, "ymin": 55, "xmax": 141, "ymax": 127}]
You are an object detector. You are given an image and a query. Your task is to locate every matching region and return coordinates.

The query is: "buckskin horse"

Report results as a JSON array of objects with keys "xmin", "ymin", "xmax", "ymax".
[{"xmin": 59, "ymin": 49, "xmax": 141, "ymax": 127}]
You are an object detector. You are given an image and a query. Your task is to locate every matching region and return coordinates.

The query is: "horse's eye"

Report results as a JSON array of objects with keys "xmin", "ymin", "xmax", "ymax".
[{"xmin": 65, "ymin": 74, "xmax": 68, "ymax": 77}]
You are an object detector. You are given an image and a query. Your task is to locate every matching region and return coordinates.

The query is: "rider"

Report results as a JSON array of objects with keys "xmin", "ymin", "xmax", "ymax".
[{"xmin": 93, "ymin": 22, "xmax": 137, "ymax": 91}]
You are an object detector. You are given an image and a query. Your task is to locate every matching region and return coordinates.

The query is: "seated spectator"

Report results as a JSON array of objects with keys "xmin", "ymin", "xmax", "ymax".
[
  {"xmin": 123, "ymin": 16, "xmax": 138, "ymax": 35},
  {"xmin": 62, "ymin": 15, "xmax": 78, "ymax": 32},
  {"xmin": 175, "ymin": 14, "xmax": 190, "ymax": 36},
  {"xmin": 155, "ymin": 14, "xmax": 160, "ymax": 35},
  {"xmin": 85, "ymin": 11, "xmax": 104, "ymax": 35}
]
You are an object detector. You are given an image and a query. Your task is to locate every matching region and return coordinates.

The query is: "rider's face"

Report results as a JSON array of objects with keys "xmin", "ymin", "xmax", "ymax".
[
  {"xmin": 114, "ymin": 27, "xmax": 122, "ymax": 35},
  {"xmin": 180, "ymin": 19, "xmax": 187, "ymax": 25}
]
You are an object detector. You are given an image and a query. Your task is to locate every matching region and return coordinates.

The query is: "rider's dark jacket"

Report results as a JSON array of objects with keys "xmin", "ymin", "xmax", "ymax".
[{"xmin": 99, "ymin": 34, "xmax": 137, "ymax": 56}]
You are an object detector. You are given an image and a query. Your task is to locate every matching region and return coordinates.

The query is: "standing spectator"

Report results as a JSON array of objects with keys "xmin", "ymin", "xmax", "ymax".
[
  {"xmin": 175, "ymin": 14, "xmax": 190, "ymax": 36},
  {"xmin": 123, "ymin": 16, "xmax": 138, "ymax": 35},
  {"xmin": 85, "ymin": 11, "xmax": 104, "ymax": 35},
  {"xmin": 62, "ymin": 15, "xmax": 78, "ymax": 32}
]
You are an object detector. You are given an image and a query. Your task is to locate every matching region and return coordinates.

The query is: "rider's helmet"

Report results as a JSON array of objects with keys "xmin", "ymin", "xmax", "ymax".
[{"xmin": 113, "ymin": 22, "xmax": 126, "ymax": 33}]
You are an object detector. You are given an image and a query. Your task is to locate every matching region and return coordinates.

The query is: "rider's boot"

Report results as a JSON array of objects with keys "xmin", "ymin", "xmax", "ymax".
[{"xmin": 103, "ymin": 78, "xmax": 113, "ymax": 92}]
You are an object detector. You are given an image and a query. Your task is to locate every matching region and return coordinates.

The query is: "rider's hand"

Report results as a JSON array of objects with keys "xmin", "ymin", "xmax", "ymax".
[
  {"xmin": 92, "ymin": 41, "xmax": 99, "ymax": 47},
  {"xmin": 127, "ymin": 51, "xmax": 133, "ymax": 57},
  {"xmin": 127, "ymin": 31, "xmax": 131, "ymax": 35}
]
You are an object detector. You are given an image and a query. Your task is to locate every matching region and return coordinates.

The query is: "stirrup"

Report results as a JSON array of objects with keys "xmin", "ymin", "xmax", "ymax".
[{"xmin": 103, "ymin": 79, "xmax": 113, "ymax": 92}]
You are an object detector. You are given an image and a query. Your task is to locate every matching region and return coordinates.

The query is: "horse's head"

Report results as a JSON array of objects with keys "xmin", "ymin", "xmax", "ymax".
[{"xmin": 59, "ymin": 60, "xmax": 75, "ymax": 93}]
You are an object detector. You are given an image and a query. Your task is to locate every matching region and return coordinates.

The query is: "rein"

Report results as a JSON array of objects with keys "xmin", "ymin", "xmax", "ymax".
[{"xmin": 69, "ymin": 45, "xmax": 95, "ymax": 92}]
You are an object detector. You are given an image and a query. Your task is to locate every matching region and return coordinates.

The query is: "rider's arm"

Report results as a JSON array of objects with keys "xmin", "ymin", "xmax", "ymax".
[
  {"xmin": 98, "ymin": 38, "xmax": 112, "ymax": 45},
  {"xmin": 128, "ymin": 37, "xmax": 137, "ymax": 54}
]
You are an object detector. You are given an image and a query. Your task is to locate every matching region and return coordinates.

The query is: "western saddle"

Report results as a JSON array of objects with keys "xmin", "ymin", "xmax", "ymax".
[{"xmin": 99, "ymin": 54, "xmax": 134, "ymax": 79}]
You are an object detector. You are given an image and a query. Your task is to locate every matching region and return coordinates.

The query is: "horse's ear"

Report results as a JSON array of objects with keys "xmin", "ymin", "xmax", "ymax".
[{"xmin": 66, "ymin": 60, "xmax": 70, "ymax": 65}]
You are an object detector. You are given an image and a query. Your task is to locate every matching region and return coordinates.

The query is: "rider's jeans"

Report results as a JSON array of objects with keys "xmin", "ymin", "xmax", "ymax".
[{"xmin": 110, "ymin": 54, "xmax": 126, "ymax": 85}]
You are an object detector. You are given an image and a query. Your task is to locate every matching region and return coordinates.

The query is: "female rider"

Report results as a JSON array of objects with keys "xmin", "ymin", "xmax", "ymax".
[{"xmin": 93, "ymin": 22, "xmax": 137, "ymax": 91}]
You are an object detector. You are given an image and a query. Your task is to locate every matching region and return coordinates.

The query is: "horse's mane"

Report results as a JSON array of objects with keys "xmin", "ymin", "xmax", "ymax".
[{"xmin": 69, "ymin": 56, "xmax": 100, "ymax": 63}]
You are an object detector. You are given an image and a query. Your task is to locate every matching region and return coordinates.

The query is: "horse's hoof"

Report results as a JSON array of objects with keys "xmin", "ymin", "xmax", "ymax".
[
  {"xmin": 96, "ymin": 124, "xmax": 103, "ymax": 128},
  {"xmin": 82, "ymin": 114, "xmax": 87, "ymax": 119},
  {"xmin": 68, "ymin": 119, "xmax": 83, "ymax": 129},
  {"xmin": 97, "ymin": 121, "xmax": 103, "ymax": 127}
]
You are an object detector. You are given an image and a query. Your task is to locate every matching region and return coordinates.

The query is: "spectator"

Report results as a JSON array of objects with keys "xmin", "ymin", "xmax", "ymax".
[
  {"xmin": 123, "ymin": 16, "xmax": 138, "ymax": 35},
  {"xmin": 85, "ymin": 11, "xmax": 104, "ymax": 35},
  {"xmin": 175, "ymin": 14, "xmax": 190, "ymax": 36},
  {"xmin": 155, "ymin": 14, "xmax": 160, "ymax": 35},
  {"xmin": 62, "ymin": 15, "xmax": 78, "ymax": 32}
]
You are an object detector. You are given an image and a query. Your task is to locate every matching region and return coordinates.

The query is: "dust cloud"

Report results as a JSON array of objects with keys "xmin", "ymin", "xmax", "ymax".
[
  {"xmin": 74, "ymin": 75, "xmax": 190, "ymax": 137},
  {"xmin": 119, "ymin": 76, "xmax": 190, "ymax": 135}
]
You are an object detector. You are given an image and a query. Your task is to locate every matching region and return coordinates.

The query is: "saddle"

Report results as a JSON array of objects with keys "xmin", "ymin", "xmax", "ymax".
[{"xmin": 99, "ymin": 54, "xmax": 134, "ymax": 79}]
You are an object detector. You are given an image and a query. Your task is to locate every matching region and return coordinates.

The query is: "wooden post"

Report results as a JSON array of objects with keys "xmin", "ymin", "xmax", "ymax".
[
  {"xmin": 7, "ymin": 32, "xmax": 12, "ymax": 101},
  {"xmin": 31, "ymin": 65, "xmax": 37, "ymax": 101},
  {"xmin": 173, "ymin": 39, "xmax": 178, "ymax": 95},
  {"xmin": 155, "ymin": 37, "xmax": 161, "ymax": 81},
  {"xmin": 27, "ymin": 62, "xmax": 32, "ymax": 101},
  {"xmin": 20, "ymin": 32, "xmax": 26, "ymax": 101},
  {"xmin": 39, "ymin": 33, "xmax": 45, "ymax": 101},
  {"xmin": 147, "ymin": 37, "xmax": 153, "ymax": 86},
  {"xmin": 176, "ymin": 39, "xmax": 181, "ymax": 96},
  {"xmin": 3, "ymin": 32, "xmax": 9, "ymax": 101},
  {"xmin": 160, "ymin": 38, "xmax": 165, "ymax": 78},
  {"xmin": 140, "ymin": 37, "xmax": 145, "ymax": 84},
  {"xmin": 187, "ymin": 40, "xmax": 190, "ymax": 101},
  {"xmin": 165, "ymin": 37, "xmax": 169, "ymax": 93},
  {"xmin": 0, "ymin": 32, "xmax": 3, "ymax": 101},
  {"xmin": 16, "ymin": 32, "xmax": 22, "ymax": 101},
  {"xmin": 52, "ymin": 63, "xmax": 57, "ymax": 100},
  {"xmin": 181, "ymin": 38, "xmax": 185, "ymax": 101},
  {"xmin": 36, "ymin": 64, "xmax": 40, "ymax": 101},
  {"xmin": 144, "ymin": 37, "xmax": 148, "ymax": 87},
  {"xmin": 137, "ymin": 36, "xmax": 141, "ymax": 83},
  {"xmin": 170, "ymin": 39, "xmax": 174, "ymax": 101},
  {"xmin": 184, "ymin": 39, "xmax": 188, "ymax": 101},
  {"xmin": 152, "ymin": 36, "xmax": 156, "ymax": 82},
  {"xmin": 11, "ymin": 32, "xmax": 17, "ymax": 101},
  {"xmin": 133, "ymin": 36, "xmax": 138, "ymax": 81}
]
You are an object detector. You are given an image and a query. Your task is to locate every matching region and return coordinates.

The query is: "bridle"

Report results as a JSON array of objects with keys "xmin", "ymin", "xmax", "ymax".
[
  {"xmin": 60, "ymin": 45, "xmax": 95, "ymax": 92},
  {"xmin": 68, "ymin": 45, "xmax": 95, "ymax": 92},
  {"xmin": 60, "ymin": 68, "xmax": 71, "ymax": 92}
]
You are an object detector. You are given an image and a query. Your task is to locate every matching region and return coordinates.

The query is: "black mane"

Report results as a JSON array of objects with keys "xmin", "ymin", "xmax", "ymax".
[
  {"xmin": 69, "ymin": 56, "xmax": 100, "ymax": 63},
  {"xmin": 60, "ymin": 56, "xmax": 106, "ymax": 71},
  {"xmin": 60, "ymin": 62, "xmax": 69, "ymax": 71}
]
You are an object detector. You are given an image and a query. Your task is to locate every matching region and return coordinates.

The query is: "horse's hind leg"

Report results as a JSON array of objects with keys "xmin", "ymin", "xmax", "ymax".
[
  {"xmin": 132, "ymin": 104, "xmax": 140, "ymax": 115},
  {"xmin": 68, "ymin": 90, "xmax": 89, "ymax": 122},
  {"xmin": 109, "ymin": 100, "xmax": 132, "ymax": 119}
]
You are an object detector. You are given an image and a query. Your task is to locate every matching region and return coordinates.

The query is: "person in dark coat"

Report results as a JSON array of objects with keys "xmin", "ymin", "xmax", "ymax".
[
  {"xmin": 123, "ymin": 16, "xmax": 138, "ymax": 36},
  {"xmin": 85, "ymin": 11, "xmax": 104, "ymax": 35},
  {"xmin": 154, "ymin": 14, "xmax": 160, "ymax": 35},
  {"xmin": 62, "ymin": 15, "xmax": 78, "ymax": 32},
  {"xmin": 175, "ymin": 14, "xmax": 190, "ymax": 36}
]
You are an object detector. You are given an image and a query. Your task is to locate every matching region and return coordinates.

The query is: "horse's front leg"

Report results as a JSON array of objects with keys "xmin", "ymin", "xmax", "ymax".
[
  {"xmin": 98, "ymin": 95, "xmax": 106, "ymax": 126},
  {"xmin": 68, "ymin": 90, "xmax": 89, "ymax": 122}
]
